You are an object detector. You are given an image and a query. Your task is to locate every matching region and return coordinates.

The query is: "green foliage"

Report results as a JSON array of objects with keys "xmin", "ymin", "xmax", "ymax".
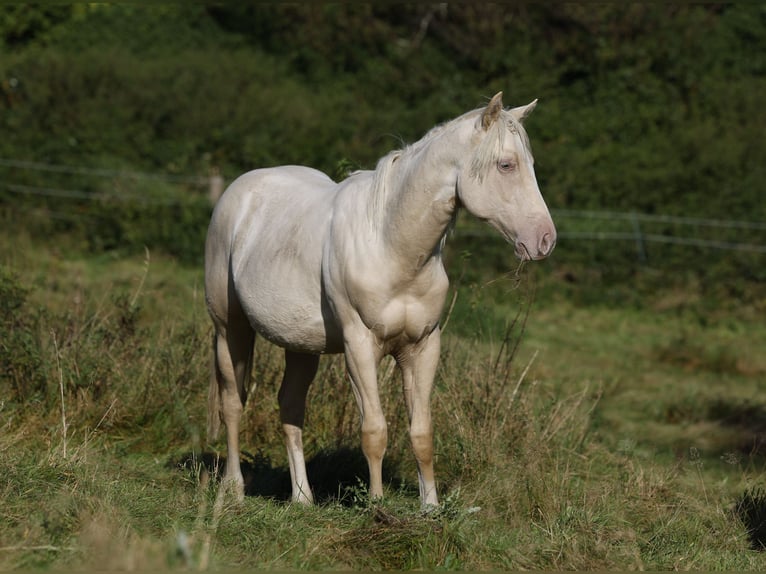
[
  {"xmin": 1, "ymin": 4, "xmax": 764, "ymax": 300},
  {"xmin": 0, "ymin": 5, "xmax": 73, "ymax": 48}
]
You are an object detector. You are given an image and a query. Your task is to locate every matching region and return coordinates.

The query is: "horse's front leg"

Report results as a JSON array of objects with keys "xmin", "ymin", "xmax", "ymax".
[
  {"xmin": 396, "ymin": 327, "xmax": 440, "ymax": 508},
  {"xmin": 343, "ymin": 326, "xmax": 387, "ymax": 500}
]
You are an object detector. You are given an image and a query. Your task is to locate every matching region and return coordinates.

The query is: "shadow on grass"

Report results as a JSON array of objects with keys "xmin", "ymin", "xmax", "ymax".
[
  {"xmin": 736, "ymin": 487, "xmax": 766, "ymax": 550},
  {"xmin": 173, "ymin": 446, "xmax": 407, "ymax": 505},
  {"xmin": 716, "ymin": 404, "xmax": 766, "ymax": 549},
  {"xmin": 707, "ymin": 400, "xmax": 766, "ymax": 458},
  {"xmin": 663, "ymin": 398, "xmax": 766, "ymax": 550},
  {"xmin": 664, "ymin": 398, "xmax": 766, "ymax": 459}
]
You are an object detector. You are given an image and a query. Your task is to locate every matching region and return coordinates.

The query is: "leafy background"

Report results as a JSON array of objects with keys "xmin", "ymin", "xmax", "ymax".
[{"xmin": 2, "ymin": 4, "xmax": 764, "ymax": 298}]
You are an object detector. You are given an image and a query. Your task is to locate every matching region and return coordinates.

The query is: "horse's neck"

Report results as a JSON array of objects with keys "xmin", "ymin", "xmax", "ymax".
[{"xmin": 378, "ymin": 124, "xmax": 465, "ymax": 267}]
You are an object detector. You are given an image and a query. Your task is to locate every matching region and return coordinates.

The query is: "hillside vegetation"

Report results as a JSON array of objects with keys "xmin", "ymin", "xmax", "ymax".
[{"xmin": 1, "ymin": 4, "xmax": 765, "ymax": 299}]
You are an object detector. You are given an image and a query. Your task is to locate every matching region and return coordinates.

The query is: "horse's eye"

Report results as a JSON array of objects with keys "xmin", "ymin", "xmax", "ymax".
[{"xmin": 498, "ymin": 159, "xmax": 516, "ymax": 173}]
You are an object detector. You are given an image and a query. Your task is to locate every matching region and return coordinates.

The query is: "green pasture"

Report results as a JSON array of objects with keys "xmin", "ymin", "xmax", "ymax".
[{"xmin": 2, "ymin": 231, "xmax": 766, "ymax": 571}]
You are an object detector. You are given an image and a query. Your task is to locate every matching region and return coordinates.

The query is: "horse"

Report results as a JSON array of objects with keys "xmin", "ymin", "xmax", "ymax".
[{"xmin": 204, "ymin": 92, "xmax": 556, "ymax": 508}]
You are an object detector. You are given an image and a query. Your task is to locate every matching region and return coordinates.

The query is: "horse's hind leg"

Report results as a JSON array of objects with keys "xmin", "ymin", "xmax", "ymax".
[
  {"xmin": 278, "ymin": 350, "xmax": 319, "ymax": 504},
  {"xmin": 209, "ymin": 310, "xmax": 255, "ymax": 501}
]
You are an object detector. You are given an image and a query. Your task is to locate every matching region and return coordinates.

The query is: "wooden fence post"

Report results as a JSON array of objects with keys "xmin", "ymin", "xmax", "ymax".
[
  {"xmin": 208, "ymin": 167, "xmax": 224, "ymax": 205},
  {"xmin": 631, "ymin": 212, "xmax": 647, "ymax": 262}
]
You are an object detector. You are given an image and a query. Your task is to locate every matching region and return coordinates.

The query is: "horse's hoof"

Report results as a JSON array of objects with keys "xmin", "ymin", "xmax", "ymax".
[{"xmin": 221, "ymin": 474, "xmax": 245, "ymax": 502}]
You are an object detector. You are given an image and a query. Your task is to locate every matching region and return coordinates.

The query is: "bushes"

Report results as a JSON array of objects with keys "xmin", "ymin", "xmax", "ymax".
[{"xmin": 0, "ymin": 4, "xmax": 764, "ymax": 299}]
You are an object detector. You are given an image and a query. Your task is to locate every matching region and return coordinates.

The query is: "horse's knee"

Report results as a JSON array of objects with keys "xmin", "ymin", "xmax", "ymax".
[
  {"xmin": 409, "ymin": 427, "xmax": 434, "ymax": 465},
  {"xmin": 220, "ymin": 389, "xmax": 243, "ymax": 425},
  {"xmin": 361, "ymin": 418, "xmax": 388, "ymax": 459}
]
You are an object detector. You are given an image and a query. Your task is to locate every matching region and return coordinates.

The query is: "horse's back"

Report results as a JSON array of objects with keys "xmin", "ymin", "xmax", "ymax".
[
  {"xmin": 205, "ymin": 166, "xmax": 342, "ymax": 353},
  {"xmin": 213, "ymin": 165, "xmax": 333, "ymax": 221}
]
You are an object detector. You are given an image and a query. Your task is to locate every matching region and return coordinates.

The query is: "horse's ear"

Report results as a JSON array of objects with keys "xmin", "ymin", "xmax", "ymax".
[
  {"xmin": 510, "ymin": 99, "xmax": 538, "ymax": 123},
  {"xmin": 481, "ymin": 92, "xmax": 504, "ymax": 131}
]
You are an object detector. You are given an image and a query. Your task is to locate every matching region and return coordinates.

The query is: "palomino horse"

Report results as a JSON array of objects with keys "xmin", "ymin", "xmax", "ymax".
[{"xmin": 205, "ymin": 92, "xmax": 556, "ymax": 507}]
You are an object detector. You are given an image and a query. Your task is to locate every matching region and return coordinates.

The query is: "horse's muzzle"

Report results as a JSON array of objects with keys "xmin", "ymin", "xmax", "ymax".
[{"xmin": 516, "ymin": 226, "xmax": 557, "ymax": 261}]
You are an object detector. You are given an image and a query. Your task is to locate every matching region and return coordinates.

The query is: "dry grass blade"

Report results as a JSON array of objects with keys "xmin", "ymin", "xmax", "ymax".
[{"xmin": 51, "ymin": 329, "xmax": 68, "ymax": 460}]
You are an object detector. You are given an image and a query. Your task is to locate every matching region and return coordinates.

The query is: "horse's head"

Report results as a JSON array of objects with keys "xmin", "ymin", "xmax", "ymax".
[{"xmin": 457, "ymin": 92, "xmax": 556, "ymax": 261}]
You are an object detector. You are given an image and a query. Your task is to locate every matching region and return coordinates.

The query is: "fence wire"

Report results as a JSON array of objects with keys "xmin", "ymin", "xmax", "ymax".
[
  {"xmin": 2, "ymin": 156, "xmax": 766, "ymax": 255},
  {"xmin": 0, "ymin": 157, "xmax": 208, "ymax": 185}
]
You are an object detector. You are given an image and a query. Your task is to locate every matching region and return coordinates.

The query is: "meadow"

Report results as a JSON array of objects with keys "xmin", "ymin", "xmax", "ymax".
[{"xmin": 2, "ymin": 225, "xmax": 766, "ymax": 571}]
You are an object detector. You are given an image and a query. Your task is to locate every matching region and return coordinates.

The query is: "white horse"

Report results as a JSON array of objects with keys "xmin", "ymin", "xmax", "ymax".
[{"xmin": 204, "ymin": 92, "xmax": 556, "ymax": 508}]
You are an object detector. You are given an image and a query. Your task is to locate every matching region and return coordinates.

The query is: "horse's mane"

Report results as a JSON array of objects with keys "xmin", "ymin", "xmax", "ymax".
[
  {"xmin": 367, "ymin": 150, "xmax": 401, "ymax": 228},
  {"xmin": 366, "ymin": 105, "xmax": 531, "ymax": 228}
]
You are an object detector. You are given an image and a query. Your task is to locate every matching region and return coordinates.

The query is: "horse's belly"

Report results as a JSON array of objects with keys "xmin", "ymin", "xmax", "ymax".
[
  {"xmin": 226, "ymin": 168, "xmax": 344, "ymax": 354},
  {"xmin": 234, "ymin": 232, "xmax": 341, "ymax": 353},
  {"xmin": 236, "ymin": 274, "xmax": 343, "ymax": 354}
]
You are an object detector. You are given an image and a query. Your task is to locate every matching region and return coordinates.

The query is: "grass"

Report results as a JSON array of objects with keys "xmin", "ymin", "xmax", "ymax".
[{"xmin": 2, "ymin": 234, "xmax": 766, "ymax": 570}]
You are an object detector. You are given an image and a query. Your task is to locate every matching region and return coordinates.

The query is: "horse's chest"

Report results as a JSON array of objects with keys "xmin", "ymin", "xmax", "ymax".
[{"xmin": 358, "ymin": 274, "xmax": 448, "ymax": 346}]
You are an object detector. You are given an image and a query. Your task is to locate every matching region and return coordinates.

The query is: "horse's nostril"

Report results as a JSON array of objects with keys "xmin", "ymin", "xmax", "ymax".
[{"xmin": 539, "ymin": 232, "xmax": 555, "ymax": 256}]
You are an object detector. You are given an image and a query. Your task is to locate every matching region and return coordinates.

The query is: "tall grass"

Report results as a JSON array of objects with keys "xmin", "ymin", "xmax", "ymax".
[{"xmin": 2, "ymin": 244, "xmax": 766, "ymax": 570}]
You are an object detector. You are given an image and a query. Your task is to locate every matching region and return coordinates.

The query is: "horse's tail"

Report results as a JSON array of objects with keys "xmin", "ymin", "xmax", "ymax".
[{"xmin": 207, "ymin": 333, "xmax": 222, "ymax": 442}]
